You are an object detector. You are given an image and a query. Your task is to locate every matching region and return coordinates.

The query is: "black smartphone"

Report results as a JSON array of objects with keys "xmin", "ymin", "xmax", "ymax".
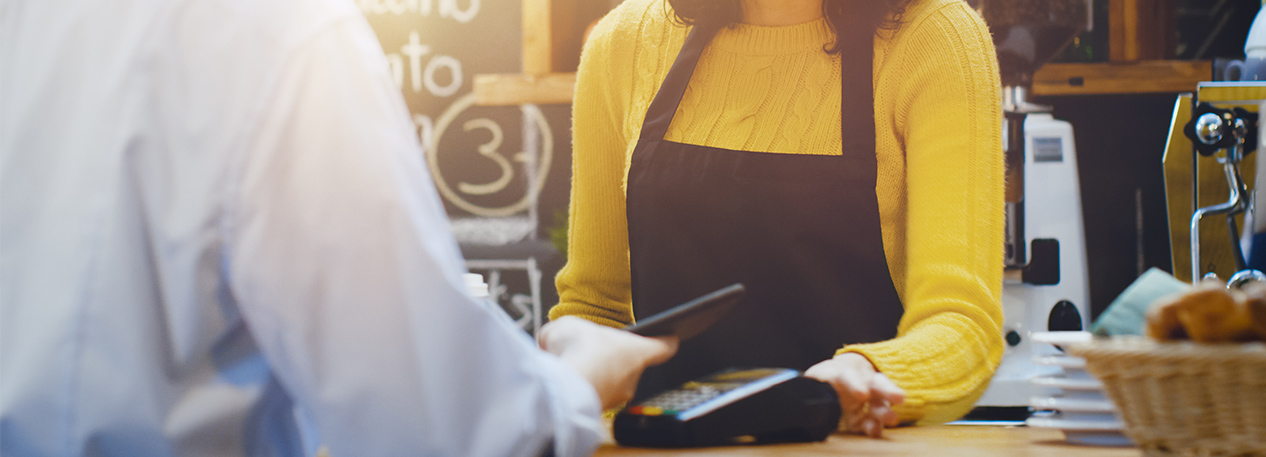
[{"xmin": 624, "ymin": 283, "xmax": 745, "ymax": 340}]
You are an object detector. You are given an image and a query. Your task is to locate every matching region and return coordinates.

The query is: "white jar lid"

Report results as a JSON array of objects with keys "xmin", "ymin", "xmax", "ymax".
[
  {"xmin": 464, "ymin": 273, "xmax": 489, "ymax": 298},
  {"xmin": 1246, "ymin": 6, "xmax": 1266, "ymax": 57}
]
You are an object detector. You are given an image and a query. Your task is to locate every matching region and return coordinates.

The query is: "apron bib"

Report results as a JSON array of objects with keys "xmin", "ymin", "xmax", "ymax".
[{"xmin": 626, "ymin": 21, "xmax": 904, "ymax": 397}]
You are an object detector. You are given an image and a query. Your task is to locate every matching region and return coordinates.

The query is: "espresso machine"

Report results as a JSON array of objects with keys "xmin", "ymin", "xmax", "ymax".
[{"xmin": 972, "ymin": 0, "xmax": 1093, "ymax": 413}]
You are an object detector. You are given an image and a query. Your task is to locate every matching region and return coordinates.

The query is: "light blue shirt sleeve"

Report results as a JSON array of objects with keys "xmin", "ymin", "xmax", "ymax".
[
  {"xmin": 2, "ymin": 1, "xmax": 603, "ymax": 454},
  {"xmin": 223, "ymin": 17, "xmax": 602, "ymax": 457}
]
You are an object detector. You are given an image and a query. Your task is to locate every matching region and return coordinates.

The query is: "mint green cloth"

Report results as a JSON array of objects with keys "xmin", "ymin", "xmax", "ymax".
[{"xmin": 1090, "ymin": 268, "xmax": 1190, "ymax": 336}]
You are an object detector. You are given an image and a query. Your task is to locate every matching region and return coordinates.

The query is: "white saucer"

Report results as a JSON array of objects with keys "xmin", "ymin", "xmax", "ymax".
[
  {"xmin": 1032, "ymin": 376, "xmax": 1103, "ymax": 391},
  {"xmin": 1063, "ymin": 432, "xmax": 1133, "ymax": 447},
  {"xmin": 1026, "ymin": 417, "xmax": 1132, "ymax": 447},
  {"xmin": 1025, "ymin": 416, "xmax": 1123, "ymax": 431},
  {"xmin": 1032, "ymin": 355, "xmax": 1087, "ymax": 369},
  {"xmin": 1029, "ymin": 397, "xmax": 1117, "ymax": 413},
  {"xmin": 1031, "ymin": 331, "xmax": 1093, "ymax": 348},
  {"xmin": 1031, "ymin": 356, "xmax": 1094, "ymax": 380}
]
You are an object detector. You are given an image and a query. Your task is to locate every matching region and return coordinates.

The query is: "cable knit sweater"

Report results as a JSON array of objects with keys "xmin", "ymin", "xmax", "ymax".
[{"xmin": 552, "ymin": 0, "xmax": 1005, "ymax": 425}]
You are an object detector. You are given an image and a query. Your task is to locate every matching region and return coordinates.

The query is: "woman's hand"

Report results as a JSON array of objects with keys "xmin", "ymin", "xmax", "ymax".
[
  {"xmin": 538, "ymin": 316, "xmax": 679, "ymax": 410},
  {"xmin": 804, "ymin": 352, "xmax": 905, "ymax": 438}
]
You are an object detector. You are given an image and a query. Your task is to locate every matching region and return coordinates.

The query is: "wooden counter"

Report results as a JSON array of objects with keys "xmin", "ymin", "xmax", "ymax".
[{"xmin": 595, "ymin": 425, "xmax": 1139, "ymax": 457}]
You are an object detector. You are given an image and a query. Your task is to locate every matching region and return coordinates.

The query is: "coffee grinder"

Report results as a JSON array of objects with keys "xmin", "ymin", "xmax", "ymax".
[{"xmin": 971, "ymin": 0, "xmax": 1093, "ymax": 414}]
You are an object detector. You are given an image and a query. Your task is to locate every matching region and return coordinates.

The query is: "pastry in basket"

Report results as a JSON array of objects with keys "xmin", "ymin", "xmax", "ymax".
[
  {"xmin": 1238, "ymin": 282, "xmax": 1266, "ymax": 340},
  {"xmin": 1145, "ymin": 279, "xmax": 1256, "ymax": 342}
]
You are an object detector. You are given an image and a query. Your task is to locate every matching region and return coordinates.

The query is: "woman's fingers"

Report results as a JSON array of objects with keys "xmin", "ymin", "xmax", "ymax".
[
  {"xmin": 806, "ymin": 355, "xmax": 872, "ymax": 402},
  {"xmin": 869, "ymin": 392, "xmax": 898, "ymax": 427},
  {"xmin": 871, "ymin": 372, "xmax": 906, "ymax": 405},
  {"xmin": 869, "ymin": 373, "xmax": 903, "ymax": 427},
  {"xmin": 835, "ymin": 362, "xmax": 873, "ymax": 403},
  {"xmin": 861, "ymin": 417, "xmax": 881, "ymax": 438},
  {"xmin": 805, "ymin": 353, "xmax": 906, "ymax": 437},
  {"xmin": 806, "ymin": 355, "xmax": 882, "ymax": 436},
  {"xmin": 845, "ymin": 400, "xmax": 869, "ymax": 431}
]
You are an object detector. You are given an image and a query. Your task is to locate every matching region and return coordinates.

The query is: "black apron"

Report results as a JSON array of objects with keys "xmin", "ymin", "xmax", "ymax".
[{"xmin": 626, "ymin": 21, "xmax": 905, "ymax": 398}]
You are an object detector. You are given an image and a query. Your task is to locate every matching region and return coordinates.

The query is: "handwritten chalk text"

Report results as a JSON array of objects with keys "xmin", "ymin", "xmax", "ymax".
[{"xmin": 357, "ymin": 0, "xmax": 480, "ymax": 23}]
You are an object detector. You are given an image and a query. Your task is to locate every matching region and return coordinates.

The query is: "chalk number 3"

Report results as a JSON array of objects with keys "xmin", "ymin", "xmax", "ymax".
[{"xmin": 427, "ymin": 93, "xmax": 553, "ymax": 217}]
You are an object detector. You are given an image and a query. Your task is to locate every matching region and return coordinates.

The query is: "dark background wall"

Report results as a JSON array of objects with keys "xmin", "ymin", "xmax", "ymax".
[
  {"xmin": 353, "ymin": 0, "xmax": 1263, "ymax": 321},
  {"xmin": 1040, "ymin": 0, "xmax": 1261, "ymax": 319},
  {"xmin": 1039, "ymin": 94, "xmax": 1180, "ymax": 319}
]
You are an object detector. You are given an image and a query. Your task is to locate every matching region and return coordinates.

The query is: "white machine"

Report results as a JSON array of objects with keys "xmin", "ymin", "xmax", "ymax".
[
  {"xmin": 971, "ymin": 0, "xmax": 1095, "ymax": 414},
  {"xmin": 975, "ymin": 87, "xmax": 1092, "ymax": 410}
]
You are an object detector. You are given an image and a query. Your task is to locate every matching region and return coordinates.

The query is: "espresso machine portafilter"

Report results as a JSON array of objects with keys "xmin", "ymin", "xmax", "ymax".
[{"xmin": 973, "ymin": 0, "xmax": 1093, "ymax": 413}]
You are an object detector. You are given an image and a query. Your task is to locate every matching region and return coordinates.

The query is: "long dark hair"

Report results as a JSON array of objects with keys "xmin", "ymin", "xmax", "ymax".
[{"xmin": 666, "ymin": 0, "xmax": 915, "ymax": 54}]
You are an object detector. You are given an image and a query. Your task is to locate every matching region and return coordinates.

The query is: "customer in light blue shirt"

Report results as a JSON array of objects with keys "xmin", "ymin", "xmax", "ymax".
[{"xmin": 0, "ymin": 0, "xmax": 676, "ymax": 455}]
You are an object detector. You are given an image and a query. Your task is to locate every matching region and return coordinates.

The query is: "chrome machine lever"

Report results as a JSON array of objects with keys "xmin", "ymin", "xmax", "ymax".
[{"xmin": 1183, "ymin": 103, "xmax": 1259, "ymax": 282}]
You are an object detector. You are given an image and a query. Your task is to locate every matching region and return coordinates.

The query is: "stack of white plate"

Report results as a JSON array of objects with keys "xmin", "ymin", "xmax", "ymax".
[{"xmin": 1026, "ymin": 332, "xmax": 1131, "ymax": 446}]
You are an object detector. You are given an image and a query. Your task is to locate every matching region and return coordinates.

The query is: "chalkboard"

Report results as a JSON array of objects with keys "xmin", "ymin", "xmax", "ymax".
[
  {"xmin": 356, "ymin": 0, "xmax": 578, "ymax": 331},
  {"xmin": 356, "ymin": 0, "xmax": 573, "ymax": 245}
]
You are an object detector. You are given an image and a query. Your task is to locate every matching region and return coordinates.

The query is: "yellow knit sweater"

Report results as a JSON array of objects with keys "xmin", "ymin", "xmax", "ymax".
[{"xmin": 552, "ymin": 0, "xmax": 1005, "ymax": 425}]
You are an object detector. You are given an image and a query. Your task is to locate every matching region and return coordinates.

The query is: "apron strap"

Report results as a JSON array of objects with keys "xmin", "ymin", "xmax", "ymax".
[
  {"xmin": 838, "ymin": 20, "xmax": 875, "ymax": 156},
  {"xmin": 639, "ymin": 26, "xmax": 718, "ymax": 141},
  {"xmin": 638, "ymin": 18, "xmax": 875, "ymax": 152}
]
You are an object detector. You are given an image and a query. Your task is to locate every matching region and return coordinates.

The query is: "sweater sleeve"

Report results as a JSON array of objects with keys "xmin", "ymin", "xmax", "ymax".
[
  {"xmin": 549, "ymin": 8, "xmax": 639, "ymax": 328},
  {"xmin": 838, "ymin": 3, "xmax": 1006, "ymax": 425}
]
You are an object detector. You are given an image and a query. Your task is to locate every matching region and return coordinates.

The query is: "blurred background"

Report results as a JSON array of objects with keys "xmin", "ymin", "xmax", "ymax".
[{"xmin": 355, "ymin": 0, "xmax": 1266, "ymax": 334}]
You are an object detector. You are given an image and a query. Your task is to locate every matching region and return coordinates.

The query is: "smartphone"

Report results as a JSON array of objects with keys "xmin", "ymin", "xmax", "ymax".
[{"xmin": 624, "ymin": 283, "xmax": 745, "ymax": 340}]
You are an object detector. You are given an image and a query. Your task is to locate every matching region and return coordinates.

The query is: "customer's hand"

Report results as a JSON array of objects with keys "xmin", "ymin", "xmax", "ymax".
[
  {"xmin": 538, "ymin": 316, "xmax": 678, "ymax": 409},
  {"xmin": 804, "ymin": 352, "xmax": 905, "ymax": 438}
]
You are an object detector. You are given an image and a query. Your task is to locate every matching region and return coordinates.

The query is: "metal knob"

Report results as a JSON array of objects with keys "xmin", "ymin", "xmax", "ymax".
[
  {"xmin": 1227, "ymin": 269, "xmax": 1266, "ymax": 290},
  {"xmin": 1195, "ymin": 112, "xmax": 1224, "ymax": 145}
]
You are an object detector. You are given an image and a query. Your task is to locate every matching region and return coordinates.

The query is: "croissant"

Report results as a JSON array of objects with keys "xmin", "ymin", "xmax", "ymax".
[
  {"xmin": 1238, "ymin": 282, "xmax": 1266, "ymax": 340},
  {"xmin": 1146, "ymin": 280, "xmax": 1256, "ymax": 343}
]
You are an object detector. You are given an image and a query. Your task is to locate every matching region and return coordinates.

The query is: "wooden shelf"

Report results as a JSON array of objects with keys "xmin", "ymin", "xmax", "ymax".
[
  {"xmin": 475, "ymin": 60, "xmax": 1212, "ymax": 106},
  {"xmin": 477, "ymin": 0, "xmax": 1202, "ymax": 104},
  {"xmin": 471, "ymin": 0, "xmax": 606, "ymax": 106},
  {"xmin": 474, "ymin": 72, "xmax": 576, "ymax": 106},
  {"xmin": 1031, "ymin": 60, "xmax": 1211, "ymax": 96}
]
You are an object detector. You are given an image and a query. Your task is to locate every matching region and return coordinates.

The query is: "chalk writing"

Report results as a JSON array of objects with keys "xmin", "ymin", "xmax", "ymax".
[
  {"xmin": 362, "ymin": 4, "xmax": 556, "ymax": 218},
  {"xmin": 428, "ymin": 93, "xmax": 554, "ymax": 217},
  {"xmin": 457, "ymin": 118, "xmax": 509, "ymax": 195},
  {"xmin": 386, "ymin": 31, "xmax": 462, "ymax": 97},
  {"xmin": 356, "ymin": 0, "xmax": 480, "ymax": 23}
]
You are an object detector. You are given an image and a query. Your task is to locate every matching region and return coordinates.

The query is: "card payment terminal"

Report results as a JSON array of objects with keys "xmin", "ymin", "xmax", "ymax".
[{"xmin": 613, "ymin": 368, "xmax": 841, "ymax": 447}]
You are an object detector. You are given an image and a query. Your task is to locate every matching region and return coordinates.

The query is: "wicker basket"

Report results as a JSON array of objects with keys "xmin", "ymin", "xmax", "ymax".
[{"xmin": 1068, "ymin": 337, "xmax": 1266, "ymax": 457}]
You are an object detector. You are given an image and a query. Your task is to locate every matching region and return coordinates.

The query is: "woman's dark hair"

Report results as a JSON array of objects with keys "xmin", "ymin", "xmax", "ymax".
[{"xmin": 666, "ymin": 0, "xmax": 915, "ymax": 54}]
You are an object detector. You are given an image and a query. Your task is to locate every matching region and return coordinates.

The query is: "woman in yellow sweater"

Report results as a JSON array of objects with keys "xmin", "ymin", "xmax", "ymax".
[{"xmin": 553, "ymin": 0, "xmax": 1005, "ymax": 437}]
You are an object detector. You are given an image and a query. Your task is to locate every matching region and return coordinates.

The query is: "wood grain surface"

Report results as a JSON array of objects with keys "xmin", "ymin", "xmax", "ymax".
[{"xmin": 595, "ymin": 425, "xmax": 1140, "ymax": 457}]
